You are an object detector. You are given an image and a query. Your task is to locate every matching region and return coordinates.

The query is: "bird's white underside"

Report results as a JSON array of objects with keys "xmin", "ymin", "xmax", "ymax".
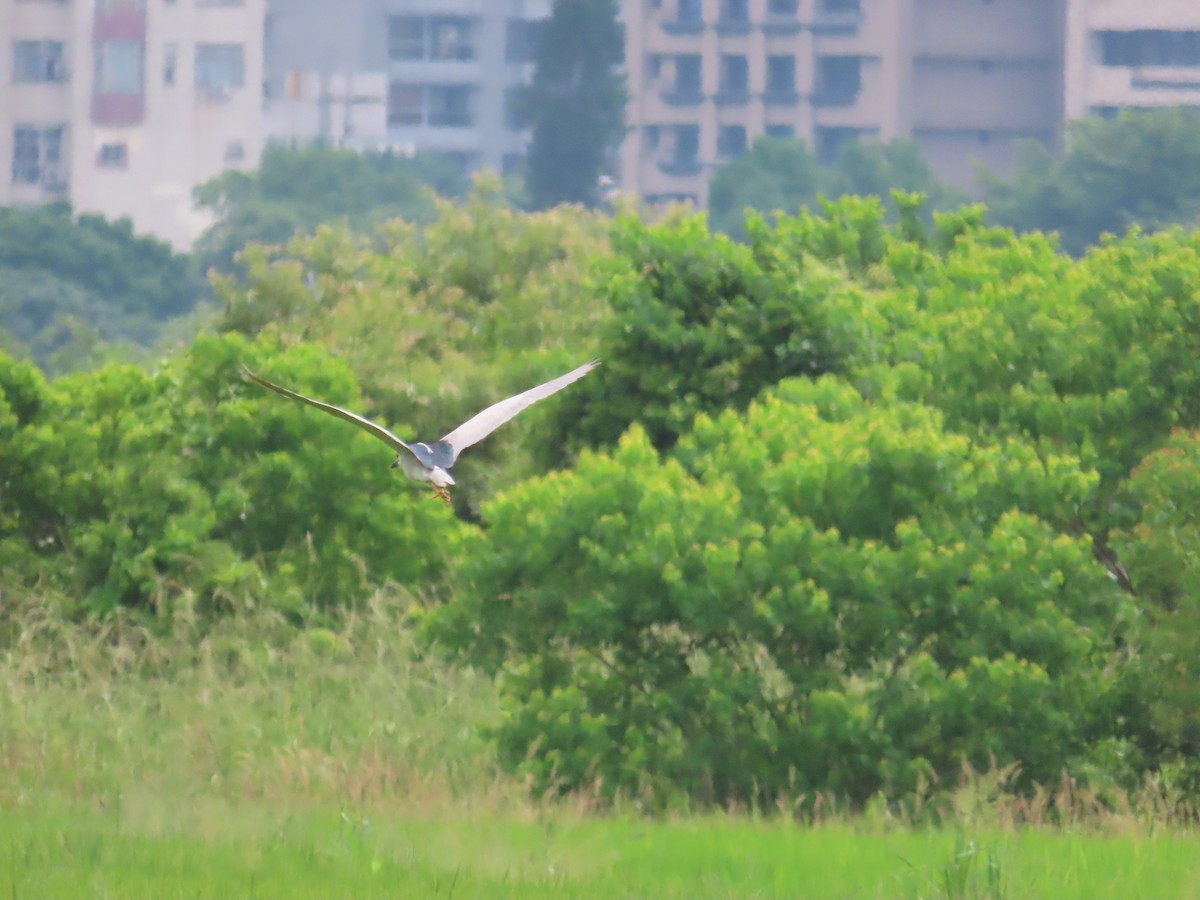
[{"xmin": 395, "ymin": 452, "xmax": 455, "ymax": 487}]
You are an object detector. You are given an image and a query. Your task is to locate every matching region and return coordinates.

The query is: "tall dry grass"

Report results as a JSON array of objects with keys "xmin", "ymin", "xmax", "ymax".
[
  {"xmin": 1, "ymin": 584, "xmax": 1195, "ymax": 834},
  {"xmin": 0, "ymin": 585, "xmax": 528, "ymax": 818}
]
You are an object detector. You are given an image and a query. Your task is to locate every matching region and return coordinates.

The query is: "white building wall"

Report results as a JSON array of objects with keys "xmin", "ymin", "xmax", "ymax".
[
  {"xmin": 1065, "ymin": 0, "xmax": 1200, "ymax": 119},
  {"xmin": 0, "ymin": 0, "xmax": 264, "ymax": 250}
]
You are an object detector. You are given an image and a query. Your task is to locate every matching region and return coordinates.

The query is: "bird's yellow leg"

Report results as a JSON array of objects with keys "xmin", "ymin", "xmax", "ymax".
[{"xmin": 431, "ymin": 485, "xmax": 452, "ymax": 505}]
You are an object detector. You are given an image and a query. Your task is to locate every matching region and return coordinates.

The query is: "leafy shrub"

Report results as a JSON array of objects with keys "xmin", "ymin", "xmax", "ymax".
[
  {"xmin": 0, "ymin": 205, "xmax": 207, "ymax": 373},
  {"xmin": 214, "ymin": 173, "xmax": 612, "ymax": 513},
  {"xmin": 0, "ymin": 336, "xmax": 464, "ymax": 617},
  {"xmin": 554, "ymin": 211, "xmax": 863, "ymax": 456},
  {"xmin": 427, "ymin": 378, "xmax": 1132, "ymax": 807},
  {"xmin": 1111, "ymin": 431, "xmax": 1200, "ymax": 787}
]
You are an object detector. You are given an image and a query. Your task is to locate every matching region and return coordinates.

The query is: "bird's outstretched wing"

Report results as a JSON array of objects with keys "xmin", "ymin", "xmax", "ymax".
[
  {"xmin": 439, "ymin": 359, "xmax": 599, "ymax": 463},
  {"xmin": 242, "ymin": 366, "xmax": 415, "ymax": 457}
]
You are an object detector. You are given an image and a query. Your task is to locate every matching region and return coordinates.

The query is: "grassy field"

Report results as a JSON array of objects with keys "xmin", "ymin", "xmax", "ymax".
[{"xmin": 2, "ymin": 592, "xmax": 1198, "ymax": 900}]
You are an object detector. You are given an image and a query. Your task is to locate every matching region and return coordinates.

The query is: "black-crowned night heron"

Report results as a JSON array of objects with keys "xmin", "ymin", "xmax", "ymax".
[{"xmin": 243, "ymin": 360, "xmax": 598, "ymax": 503}]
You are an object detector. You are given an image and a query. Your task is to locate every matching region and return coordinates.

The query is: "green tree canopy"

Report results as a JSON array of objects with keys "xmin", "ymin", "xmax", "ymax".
[
  {"xmin": 0, "ymin": 204, "xmax": 206, "ymax": 373},
  {"xmin": 982, "ymin": 107, "xmax": 1200, "ymax": 255},
  {"xmin": 1111, "ymin": 431, "xmax": 1200, "ymax": 790},
  {"xmin": 428, "ymin": 379, "xmax": 1130, "ymax": 806},
  {"xmin": 211, "ymin": 173, "xmax": 612, "ymax": 516},
  {"xmin": 518, "ymin": 0, "xmax": 627, "ymax": 209},
  {"xmin": 0, "ymin": 334, "xmax": 463, "ymax": 618},
  {"xmin": 546, "ymin": 209, "xmax": 861, "ymax": 458},
  {"xmin": 12, "ymin": 174, "xmax": 1200, "ymax": 810},
  {"xmin": 192, "ymin": 144, "xmax": 468, "ymax": 274},
  {"xmin": 707, "ymin": 136, "xmax": 963, "ymax": 238}
]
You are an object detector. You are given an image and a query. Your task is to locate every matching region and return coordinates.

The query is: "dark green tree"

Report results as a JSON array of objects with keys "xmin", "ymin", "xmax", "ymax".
[
  {"xmin": 192, "ymin": 144, "xmax": 467, "ymax": 274},
  {"xmin": 982, "ymin": 107, "xmax": 1200, "ymax": 255},
  {"xmin": 519, "ymin": 0, "xmax": 626, "ymax": 209},
  {"xmin": 0, "ymin": 204, "xmax": 206, "ymax": 373},
  {"xmin": 545, "ymin": 210, "xmax": 856, "ymax": 459},
  {"xmin": 708, "ymin": 136, "xmax": 962, "ymax": 238},
  {"xmin": 708, "ymin": 137, "xmax": 824, "ymax": 237}
]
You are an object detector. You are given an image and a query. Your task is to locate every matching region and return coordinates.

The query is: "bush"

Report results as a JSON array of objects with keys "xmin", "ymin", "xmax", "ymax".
[
  {"xmin": 427, "ymin": 378, "xmax": 1132, "ymax": 806},
  {"xmin": 553, "ymin": 211, "xmax": 862, "ymax": 456},
  {"xmin": 0, "ymin": 336, "xmax": 464, "ymax": 617},
  {"xmin": 1111, "ymin": 431, "xmax": 1200, "ymax": 788}
]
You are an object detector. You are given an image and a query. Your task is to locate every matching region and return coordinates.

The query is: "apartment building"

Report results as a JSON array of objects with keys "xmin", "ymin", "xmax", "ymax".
[
  {"xmin": 1065, "ymin": 0, "xmax": 1200, "ymax": 119},
  {"xmin": 264, "ymin": 0, "xmax": 551, "ymax": 174},
  {"xmin": 620, "ymin": 0, "xmax": 1065, "ymax": 207},
  {"xmin": 0, "ymin": 0, "xmax": 264, "ymax": 249}
]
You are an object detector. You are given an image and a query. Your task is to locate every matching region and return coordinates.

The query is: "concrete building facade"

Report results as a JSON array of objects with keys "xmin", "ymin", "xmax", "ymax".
[
  {"xmin": 1065, "ymin": 0, "xmax": 1200, "ymax": 120},
  {"xmin": 1, "ymin": 0, "xmax": 265, "ymax": 249},
  {"xmin": 619, "ymin": 0, "xmax": 1065, "ymax": 207},
  {"xmin": 264, "ymin": 0, "xmax": 552, "ymax": 174}
]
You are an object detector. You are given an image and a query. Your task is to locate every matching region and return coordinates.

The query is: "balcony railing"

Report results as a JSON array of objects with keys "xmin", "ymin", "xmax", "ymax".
[
  {"xmin": 812, "ymin": 7, "xmax": 863, "ymax": 34},
  {"xmin": 714, "ymin": 88, "xmax": 750, "ymax": 106},
  {"xmin": 662, "ymin": 19, "xmax": 704, "ymax": 35},
  {"xmin": 763, "ymin": 18, "xmax": 802, "ymax": 35},
  {"xmin": 811, "ymin": 89, "xmax": 860, "ymax": 107},
  {"xmin": 662, "ymin": 88, "xmax": 704, "ymax": 106},
  {"xmin": 657, "ymin": 158, "xmax": 703, "ymax": 177},
  {"xmin": 762, "ymin": 88, "xmax": 801, "ymax": 106},
  {"xmin": 715, "ymin": 19, "xmax": 751, "ymax": 36}
]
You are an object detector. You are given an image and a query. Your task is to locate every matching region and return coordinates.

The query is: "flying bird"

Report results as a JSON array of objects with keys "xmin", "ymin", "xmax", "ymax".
[{"xmin": 243, "ymin": 360, "xmax": 598, "ymax": 503}]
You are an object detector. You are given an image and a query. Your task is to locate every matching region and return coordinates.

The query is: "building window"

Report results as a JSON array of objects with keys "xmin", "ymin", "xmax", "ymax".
[
  {"xmin": 388, "ymin": 16, "xmax": 424, "ymax": 60},
  {"xmin": 719, "ymin": 55, "xmax": 748, "ymax": 97},
  {"xmin": 819, "ymin": 0, "xmax": 860, "ymax": 11},
  {"xmin": 95, "ymin": 40, "xmax": 144, "ymax": 94},
  {"xmin": 672, "ymin": 123, "xmax": 699, "ymax": 164},
  {"xmin": 96, "ymin": 0, "xmax": 147, "ymax": 9},
  {"xmin": 816, "ymin": 126, "xmax": 857, "ymax": 163},
  {"xmin": 224, "ymin": 140, "xmax": 245, "ymax": 161},
  {"xmin": 506, "ymin": 18, "xmax": 545, "ymax": 63},
  {"xmin": 1098, "ymin": 30, "xmax": 1200, "ymax": 68},
  {"xmin": 675, "ymin": 54, "xmax": 701, "ymax": 95},
  {"xmin": 387, "ymin": 83, "xmax": 423, "ymax": 125},
  {"xmin": 504, "ymin": 86, "xmax": 527, "ymax": 130},
  {"xmin": 388, "ymin": 83, "xmax": 474, "ymax": 127},
  {"xmin": 717, "ymin": 125, "xmax": 746, "ymax": 158},
  {"xmin": 427, "ymin": 85, "xmax": 472, "ymax": 126},
  {"xmin": 815, "ymin": 55, "xmax": 861, "ymax": 105},
  {"xmin": 429, "ymin": 17, "xmax": 475, "ymax": 61},
  {"xmin": 719, "ymin": 0, "xmax": 748, "ymax": 22},
  {"xmin": 13, "ymin": 41, "xmax": 67, "ymax": 83},
  {"xmin": 768, "ymin": 0, "xmax": 798, "ymax": 14},
  {"xmin": 195, "ymin": 43, "xmax": 244, "ymax": 94},
  {"xmin": 766, "ymin": 55, "xmax": 796, "ymax": 96},
  {"xmin": 11, "ymin": 124, "xmax": 64, "ymax": 185},
  {"xmin": 163, "ymin": 42, "xmax": 177, "ymax": 85},
  {"xmin": 765, "ymin": 123, "xmax": 794, "ymax": 139},
  {"xmin": 677, "ymin": 0, "xmax": 702, "ymax": 24},
  {"xmin": 388, "ymin": 15, "xmax": 478, "ymax": 61},
  {"xmin": 97, "ymin": 141, "xmax": 128, "ymax": 167}
]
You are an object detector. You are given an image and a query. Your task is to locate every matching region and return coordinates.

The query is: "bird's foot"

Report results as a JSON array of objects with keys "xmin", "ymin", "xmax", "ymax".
[{"xmin": 432, "ymin": 486, "xmax": 452, "ymax": 506}]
